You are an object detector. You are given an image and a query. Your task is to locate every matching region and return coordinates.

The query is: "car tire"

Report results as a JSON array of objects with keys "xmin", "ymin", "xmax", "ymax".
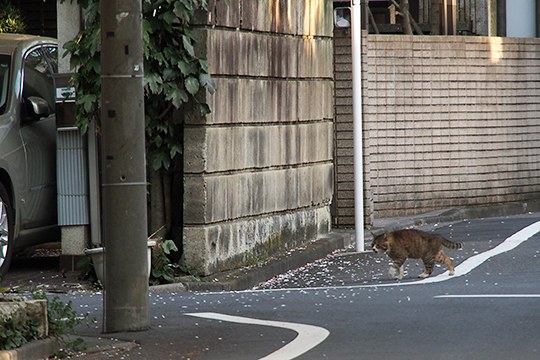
[{"xmin": 0, "ymin": 183, "xmax": 14, "ymax": 277}]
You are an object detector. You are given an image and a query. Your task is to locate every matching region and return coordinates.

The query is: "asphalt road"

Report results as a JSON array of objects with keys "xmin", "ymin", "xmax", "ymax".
[{"xmin": 64, "ymin": 213, "xmax": 540, "ymax": 359}]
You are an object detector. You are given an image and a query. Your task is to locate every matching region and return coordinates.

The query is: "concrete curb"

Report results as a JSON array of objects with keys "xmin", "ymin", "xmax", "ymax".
[
  {"xmin": 152, "ymin": 231, "xmax": 352, "ymax": 292},
  {"xmin": 0, "ymin": 336, "xmax": 138, "ymax": 360},
  {"xmin": 72, "ymin": 336, "xmax": 139, "ymax": 357},
  {"xmin": 0, "ymin": 337, "xmax": 59, "ymax": 360}
]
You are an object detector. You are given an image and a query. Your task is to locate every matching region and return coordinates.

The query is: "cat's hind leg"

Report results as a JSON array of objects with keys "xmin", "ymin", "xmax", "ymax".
[{"xmin": 435, "ymin": 250, "xmax": 455, "ymax": 275}]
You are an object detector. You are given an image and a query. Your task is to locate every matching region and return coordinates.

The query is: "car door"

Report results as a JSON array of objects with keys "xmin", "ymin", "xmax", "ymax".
[{"xmin": 18, "ymin": 45, "xmax": 57, "ymax": 230}]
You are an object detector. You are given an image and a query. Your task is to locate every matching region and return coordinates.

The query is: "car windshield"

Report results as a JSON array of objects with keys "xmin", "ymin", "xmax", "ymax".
[{"xmin": 0, "ymin": 54, "xmax": 9, "ymax": 115}]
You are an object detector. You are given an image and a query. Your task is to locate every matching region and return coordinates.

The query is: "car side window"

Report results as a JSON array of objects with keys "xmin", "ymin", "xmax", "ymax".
[
  {"xmin": 22, "ymin": 47, "xmax": 55, "ymax": 115},
  {"xmin": 0, "ymin": 56, "xmax": 9, "ymax": 115},
  {"xmin": 42, "ymin": 46, "xmax": 58, "ymax": 73}
]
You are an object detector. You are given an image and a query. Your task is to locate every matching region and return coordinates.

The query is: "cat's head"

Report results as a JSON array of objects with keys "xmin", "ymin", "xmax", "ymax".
[{"xmin": 371, "ymin": 232, "xmax": 390, "ymax": 253}]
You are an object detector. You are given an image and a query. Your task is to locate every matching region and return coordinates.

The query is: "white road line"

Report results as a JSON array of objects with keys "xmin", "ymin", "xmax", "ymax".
[
  {"xmin": 435, "ymin": 294, "xmax": 540, "ymax": 299},
  {"xmin": 185, "ymin": 312, "xmax": 329, "ymax": 360},
  {"xmin": 196, "ymin": 220, "xmax": 540, "ymax": 294},
  {"xmin": 351, "ymin": 220, "xmax": 540, "ymax": 288},
  {"xmin": 418, "ymin": 219, "xmax": 540, "ymax": 281}
]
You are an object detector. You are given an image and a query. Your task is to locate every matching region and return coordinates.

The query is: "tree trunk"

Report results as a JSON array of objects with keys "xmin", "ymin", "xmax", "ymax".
[
  {"xmin": 431, "ymin": 0, "xmax": 441, "ymax": 34},
  {"xmin": 147, "ymin": 158, "xmax": 184, "ymax": 262},
  {"xmin": 401, "ymin": 0, "xmax": 413, "ymax": 34},
  {"xmin": 148, "ymin": 168, "xmax": 170, "ymax": 239}
]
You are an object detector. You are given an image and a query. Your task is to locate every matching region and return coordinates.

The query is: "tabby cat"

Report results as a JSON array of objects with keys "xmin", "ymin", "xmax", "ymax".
[{"xmin": 371, "ymin": 229, "xmax": 463, "ymax": 280}]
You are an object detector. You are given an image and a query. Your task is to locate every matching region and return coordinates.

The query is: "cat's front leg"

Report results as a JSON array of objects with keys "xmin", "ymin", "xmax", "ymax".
[{"xmin": 388, "ymin": 262, "xmax": 404, "ymax": 280}]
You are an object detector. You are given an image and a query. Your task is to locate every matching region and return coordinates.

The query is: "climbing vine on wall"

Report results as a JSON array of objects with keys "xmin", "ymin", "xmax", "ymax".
[{"xmin": 63, "ymin": 0, "xmax": 221, "ymax": 170}]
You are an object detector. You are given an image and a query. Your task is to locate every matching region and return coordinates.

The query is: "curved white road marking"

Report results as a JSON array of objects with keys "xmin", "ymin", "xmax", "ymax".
[
  {"xmin": 339, "ymin": 219, "xmax": 540, "ymax": 288},
  {"xmin": 256, "ymin": 220, "xmax": 540, "ymax": 291},
  {"xmin": 185, "ymin": 312, "xmax": 329, "ymax": 360},
  {"xmin": 407, "ymin": 219, "xmax": 540, "ymax": 286}
]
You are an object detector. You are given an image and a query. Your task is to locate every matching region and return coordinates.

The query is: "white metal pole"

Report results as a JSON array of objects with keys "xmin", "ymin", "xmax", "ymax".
[{"xmin": 351, "ymin": 0, "xmax": 365, "ymax": 252}]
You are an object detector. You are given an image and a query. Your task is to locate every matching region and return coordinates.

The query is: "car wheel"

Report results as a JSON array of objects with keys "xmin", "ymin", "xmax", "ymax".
[{"xmin": 0, "ymin": 183, "xmax": 14, "ymax": 277}]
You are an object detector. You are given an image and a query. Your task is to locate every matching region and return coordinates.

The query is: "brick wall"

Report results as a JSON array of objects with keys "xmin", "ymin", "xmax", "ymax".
[
  {"xmin": 334, "ymin": 33, "xmax": 540, "ymax": 225},
  {"xmin": 183, "ymin": 0, "xmax": 334, "ymax": 275}
]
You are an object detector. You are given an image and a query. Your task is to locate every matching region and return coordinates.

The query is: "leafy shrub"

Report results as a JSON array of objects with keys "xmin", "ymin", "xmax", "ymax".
[
  {"xmin": 151, "ymin": 239, "xmax": 180, "ymax": 284},
  {"xmin": 0, "ymin": 293, "xmax": 85, "ymax": 353},
  {"xmin": 63, "ymin": 0, "xmax": 217, "ymax": 170},
  {"xmin": 0, "ymin": 310, "xmax": 40, "ymax": 350},
  {"xmin": 32, "ymin": 292, "xmax": 87, "ymax": 357},
  {"xmin": 0, "ymin": 1, "xmax": 26, "ymax": 34}
]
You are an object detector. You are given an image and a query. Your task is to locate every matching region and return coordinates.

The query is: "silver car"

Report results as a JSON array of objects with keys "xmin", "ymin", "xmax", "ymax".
[{"xmin": 0, "ymin": 34, "xmax": 58, "ymax": 276}]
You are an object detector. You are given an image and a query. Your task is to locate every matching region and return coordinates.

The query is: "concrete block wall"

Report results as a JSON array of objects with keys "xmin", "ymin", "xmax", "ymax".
[
  {"xmin": 334, "ymin": 33, "xmax": 540, "ymax": 224},
  {"xmin": 183, "ymin": 0, "xmax": 334, "ymax": 275}
]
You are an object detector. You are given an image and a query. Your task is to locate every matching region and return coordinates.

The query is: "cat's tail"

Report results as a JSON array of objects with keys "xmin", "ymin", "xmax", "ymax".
[{"xmin": 441, "ymin": 238, "xmax": 464, "ymax": 250}]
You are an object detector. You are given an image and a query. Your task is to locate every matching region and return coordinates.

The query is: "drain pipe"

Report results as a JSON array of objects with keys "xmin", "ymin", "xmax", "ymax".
[{"xmin": 351, "ymin": 0, "xmax": 365, "ymax": 252}]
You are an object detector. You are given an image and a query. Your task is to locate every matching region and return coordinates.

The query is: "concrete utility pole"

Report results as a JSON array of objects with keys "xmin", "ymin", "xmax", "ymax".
[
  {"xmin": 351, "ymin": 0, "xmax": 365, "ymax": 252},
  {"xmin": 100, "ymin": 0, "xmax": 150, "ymax": 332}
]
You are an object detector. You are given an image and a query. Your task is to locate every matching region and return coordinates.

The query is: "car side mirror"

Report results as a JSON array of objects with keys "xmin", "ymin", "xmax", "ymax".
[{"xmin": 26, "ymin": 96, "xmax": 50, "ymax": 120}]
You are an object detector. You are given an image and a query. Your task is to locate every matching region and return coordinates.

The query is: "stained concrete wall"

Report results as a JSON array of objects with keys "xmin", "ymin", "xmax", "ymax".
[
  {"xmin": 183, "ymin": 0, "xmax": 334, "ymax": 275},
  {"xmin": 334, "ymin": 31, "xmax": 540, "ymax": 225}
]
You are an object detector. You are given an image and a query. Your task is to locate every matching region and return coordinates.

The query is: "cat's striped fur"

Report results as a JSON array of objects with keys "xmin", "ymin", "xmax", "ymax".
[{"xmin": 371, "ymin": 229, "xmax": 463, "ymax": 280}]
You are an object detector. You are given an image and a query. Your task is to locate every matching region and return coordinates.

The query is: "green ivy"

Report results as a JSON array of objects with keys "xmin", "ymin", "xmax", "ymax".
[
  {"xmin": 0, "ymin": 312, "xmax": 40, "ymax": 350},
  {"xmin": 62, "ymin": 0, "xmax": 100, "ymax": 135},
  {"xmin": 0, "ymin": 0, "xmax": 26, "ymax": 34},
  {"xmin": 63, "ymin": 0, "xmax": 217, "ymax": 170},
  {"xmin": 150, "ymin": 239, "xmax": 180, "ymax": 284},
  {"xmin": 0, "ymin": 293, "xmax": 86, "ymax": 354},
  {"xmin": 32, "ymin": 291, "xmax": 87, "ymax": 358}
]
